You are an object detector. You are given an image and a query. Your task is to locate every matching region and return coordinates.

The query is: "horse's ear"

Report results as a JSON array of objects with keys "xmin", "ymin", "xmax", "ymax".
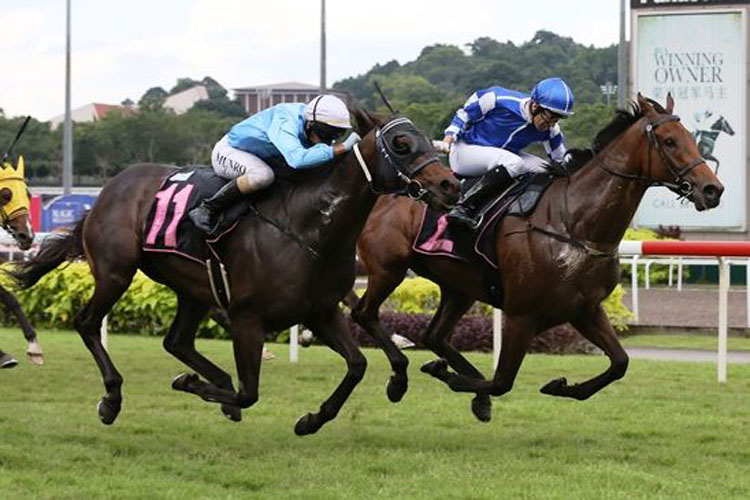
[
  {"xmin": 345, "ymin": 96, "xmax": 377, "ymax": 137},
  {"xmin": 665, "ymin": 93, "xmax": 675, "ymax": 114},
  {"xmin": 637, "ymin": 93, "xmax": 656, "ymax": 117}
]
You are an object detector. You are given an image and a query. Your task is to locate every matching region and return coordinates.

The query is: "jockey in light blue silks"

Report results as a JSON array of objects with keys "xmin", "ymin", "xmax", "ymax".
[
  {"xmin": 189, "ymin": 94, "xmax": 361, "ymax": 233},
  {"xmin": 441, "ymin": 77, "xmax": 575, "ymax": 229}
]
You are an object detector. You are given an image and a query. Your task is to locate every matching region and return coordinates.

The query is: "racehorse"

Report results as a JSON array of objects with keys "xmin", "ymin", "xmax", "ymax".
[
  {"xmin": 10, "ymin": 107, "xmax": 460, "ymax": 434},
  {"xmin": 694, "ymin": 114, "xmax": 735, "ymax": 175},
  {"xmin": 348, "ymin": 94, "xmax": 723, "ymax": 422},
  {"xmin": 0, "ymin": 154, "xmax": 43, "ymax": 366}
]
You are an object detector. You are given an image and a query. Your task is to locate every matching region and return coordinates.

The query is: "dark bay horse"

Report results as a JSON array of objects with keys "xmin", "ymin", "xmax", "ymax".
[
  {"xmin": 349, "ymin": 94, "xmax": 723, "ymax": 422},
  {"xmin": 10, "ymin": 109, "xmax": 459, "ymax": 434},
  {"xmin": 0, "ymin": 154, "xmax": 43, "ymax": 366}
]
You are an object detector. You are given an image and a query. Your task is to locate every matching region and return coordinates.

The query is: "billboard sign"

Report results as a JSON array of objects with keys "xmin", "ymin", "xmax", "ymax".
[
  {"xmin": 634, "ymin": 10, "xmax": 746, "ymax": 230},
  {"xmin": 42, "ymin": 194, "xmax": 97, "ymax": 232}
]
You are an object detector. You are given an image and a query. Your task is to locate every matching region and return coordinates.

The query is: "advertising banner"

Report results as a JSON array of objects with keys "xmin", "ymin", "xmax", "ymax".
[{"xmin": 634, "ymin": 11, "xmax": 746, "ymax": 230}]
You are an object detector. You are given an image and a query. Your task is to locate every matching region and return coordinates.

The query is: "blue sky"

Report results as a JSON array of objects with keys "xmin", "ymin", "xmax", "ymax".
[{"xmin": 0, "ymin": 0, "xmax": 624, "ymax": 120}]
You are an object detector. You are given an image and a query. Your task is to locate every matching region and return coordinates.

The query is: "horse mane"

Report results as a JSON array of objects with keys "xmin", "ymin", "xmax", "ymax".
[{"xmin": 565, "ymin": 98, "xmax": 668, "ymax": 172}]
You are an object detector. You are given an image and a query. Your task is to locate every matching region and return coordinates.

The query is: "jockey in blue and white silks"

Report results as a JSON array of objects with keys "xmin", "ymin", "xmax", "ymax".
[
  {"xmin": 441, "ymin": 77, "xmax": 575, "ymax": 229},
  {"xmin": 189, "ymin": 94, "xmax": 361, "ymax": 234}
]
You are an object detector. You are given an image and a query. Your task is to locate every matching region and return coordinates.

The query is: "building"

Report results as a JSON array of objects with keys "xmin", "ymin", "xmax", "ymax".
[
  {"xmin": 163, "ymin": 85, "xmax": 209, "ymax": 114},
  {"xmin": 48, "ymin": 103, "xmax": 131, "ymax": 129},
  {"xmin": 233, "ymin": 82, "xmax": 346, "ymax": 115}
]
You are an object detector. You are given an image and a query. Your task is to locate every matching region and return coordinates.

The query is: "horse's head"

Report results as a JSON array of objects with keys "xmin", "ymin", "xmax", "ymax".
[
  {"xmin": 713, "ymin": 116, "xmax": 735, "ymax": 136},
  {"xmin": 636, "ymin": 93, "xmax": 723, "ymax": 211},
  {"xmin": 0, "ymin": 156, "xmax": 34, "ymax": 250},
  {"xmin": 350, "ymin": 107, "xmax": 460, "ymax": 211}
]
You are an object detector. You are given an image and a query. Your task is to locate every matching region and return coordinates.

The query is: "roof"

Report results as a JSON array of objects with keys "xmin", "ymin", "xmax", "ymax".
[{"xmin": 233, "ymin": 81, "xmax": 320, "ymax": 92}]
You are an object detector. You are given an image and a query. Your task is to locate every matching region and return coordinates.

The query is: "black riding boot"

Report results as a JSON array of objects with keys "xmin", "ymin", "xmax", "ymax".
[
  {"xmin": 447, "ymin": 166, "xmax": 514, "ymax": 229},
  {"xmin": 188, "ymin": 180, "xmax": 244, "ymax": 234}
]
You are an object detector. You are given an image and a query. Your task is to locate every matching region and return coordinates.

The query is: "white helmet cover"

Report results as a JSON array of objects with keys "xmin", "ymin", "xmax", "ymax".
[{"xmin": 304, "ymin": 95, "xmax": 352, "ymax": 129}]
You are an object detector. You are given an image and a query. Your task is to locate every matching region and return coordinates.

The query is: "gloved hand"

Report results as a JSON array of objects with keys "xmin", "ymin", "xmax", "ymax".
[
  {"xmin": 431, "ymin": 140, "xmax": 451, "ymax": 154},
  {"xmin": 342, "ymin": 132, "xmax": 362, "ymax": 152},
  {"xmin": 547, "ymin": 160, "xmax": 569, "ymax": 177}
]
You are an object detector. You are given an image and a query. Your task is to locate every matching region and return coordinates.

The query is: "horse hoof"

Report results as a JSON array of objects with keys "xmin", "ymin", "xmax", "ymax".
[
  {"xmin": 420, "ymin": 359, "xmax": 448, "ymax": 377},
  {"xmin": 97, "ymin": 398, "xmax": 121, "ymax": 425},
  {"xmin": 294, "ymin": 413, "xmax": 321, "ymax": 436},
  {"xmin": 471, "ymin": 395, "xmax": 492, "ymax": 423},
  {"xmin": 26, "ymin": 352, "xmax": 44, "ymax": 366},
  {"xmin": 221, "ymin": 404, "xmax": 242, "ymax": 422},
  {"xmin": 171, "ymin": 373, "xmax": 198, "ymax": 391},
  {"xmin": 386, "ymin": 375, "xmax": 407, "ymax": 403},
  {"xmin": 540, "ymin": 377, "xmax": 568, "ymax": 396}
]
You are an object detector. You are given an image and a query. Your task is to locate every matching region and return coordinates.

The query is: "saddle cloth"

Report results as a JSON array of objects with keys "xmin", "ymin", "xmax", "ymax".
[
  {"xmin": 414, "ymin": 173, "xmax": 554, "ymax": 269},
  {"xmin": 143, "ymin": 166, "xmax": 248, "ymax": 263}
]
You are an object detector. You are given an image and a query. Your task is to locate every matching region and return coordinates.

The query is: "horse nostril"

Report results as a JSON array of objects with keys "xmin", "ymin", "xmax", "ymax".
[{"xmin": 704, "ymin": 184, "xmax": 722, "ymax": 206}]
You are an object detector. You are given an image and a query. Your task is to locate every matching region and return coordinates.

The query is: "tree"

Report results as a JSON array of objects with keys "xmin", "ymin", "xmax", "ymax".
[{"xmin": 138, "ymin": 87, "xmax": 168, "ymax": 109}]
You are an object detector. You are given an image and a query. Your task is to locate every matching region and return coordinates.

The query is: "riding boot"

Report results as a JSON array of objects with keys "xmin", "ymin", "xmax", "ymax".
[
  {"xmin": 188, "ymin": 179, "xmax": 244, "ymax": 234},
  {"xmin": 447, "ymin": 166, "xmax": 514, "ymax": 229}
]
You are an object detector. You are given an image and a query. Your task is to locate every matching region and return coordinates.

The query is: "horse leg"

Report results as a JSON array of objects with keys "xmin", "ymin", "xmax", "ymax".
[
  {"xmin": 295, "ymin": 306, "xmax": 368, "ymax": 436},
  {"xmin": 540, "ymin": 305, "xmax": 629, "ymax": 400},
  {"xmin": 0, "ymin": 285, "xmax": 42, "ymax": 365},
  {"xmin": 422, "ymin": 315, "xmax": 536, "ymax": 399},
  {"xmin": 419, "ymin": 290, "xmax": 492, "ymax": 422},
  {"xmin": 171, "ymin": 308, "xmax": 264, "ymax": 411},
  {"xmin": 350, "ymin": 265, "xmax": 410, "ymax": 403},
  {"xmin": 163, "ymin": 296, "xmax": 242, "ymax": 422},
  {"xmin": 73, "ymin": 265, "xmax": 135, "ymax": 425}
]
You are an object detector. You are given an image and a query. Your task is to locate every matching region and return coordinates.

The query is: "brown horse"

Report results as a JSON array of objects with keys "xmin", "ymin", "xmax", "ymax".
[
  {"xmin": 0, "ymin": 154, "xmax": 42, "ymax": 366},
  {"xmin": 349, "ymin": 94, "xmax": 723, "ymax": 422},
  {"xmin": 10, "ymin": 108, "xmax": 460, "ymax": 435}
]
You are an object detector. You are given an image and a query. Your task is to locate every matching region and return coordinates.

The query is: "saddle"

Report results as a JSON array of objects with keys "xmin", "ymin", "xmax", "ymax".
[
  {"xmin": 143, "ymin": 166, "xmax": 252, "ymax": 307},
  {"xmin": 413, "ymin": 173, "xmax": 555, "ymax": 307}
]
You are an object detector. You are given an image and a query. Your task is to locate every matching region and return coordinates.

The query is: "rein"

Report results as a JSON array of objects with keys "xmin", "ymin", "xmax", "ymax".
[
  {"xmin": 507, "ymin": 113, "xmax": 703, "ymax": 259},
  {"xmin": 354, "ymin": 116, "xmax": 441, "ymax": 200},
  {"xmin": 597, "ymin": 114, "xmax": 705, "ymax": 198},
  {"xmin": 251, "ymin": 115, "xmax": 440, "ymax": 261}
]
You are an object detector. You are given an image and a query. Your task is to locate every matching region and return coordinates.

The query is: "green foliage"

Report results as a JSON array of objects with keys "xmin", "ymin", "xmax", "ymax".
[
  {"xmin": 381, "ymin": 277, "xmax": 631, "ymax": 329},
  {"xmin": 335, "ymin": 30, "xmax": 618, "ymax": 144},
  {"xmin": 0, "ymin": 263, "xmax": 223, "ymax": 337}
]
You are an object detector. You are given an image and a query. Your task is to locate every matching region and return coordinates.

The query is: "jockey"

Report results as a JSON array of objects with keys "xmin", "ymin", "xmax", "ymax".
[
  {"xmin": 189, "ymin": 94, "xmax": 362, "ymax": 233},
  {"xmin": 441, "ymin": 77, "xmax": 574, "ymax": 229}
]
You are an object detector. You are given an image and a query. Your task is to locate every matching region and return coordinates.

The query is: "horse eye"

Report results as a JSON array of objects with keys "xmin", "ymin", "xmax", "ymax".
[{"xmin": 664, "ymin": 137, "xmax": 676, "ymax": 148}]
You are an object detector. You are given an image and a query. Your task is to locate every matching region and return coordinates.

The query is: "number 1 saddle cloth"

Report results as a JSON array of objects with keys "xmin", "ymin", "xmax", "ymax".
[{"xmin": 143, "ymin": 166, "xmax": 249, "ymax": 264}]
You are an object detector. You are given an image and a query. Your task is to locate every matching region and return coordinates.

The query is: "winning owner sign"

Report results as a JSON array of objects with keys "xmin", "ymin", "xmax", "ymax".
[{"xmin": 633, "ymin": 10, "xmax": 747, "ymax": 230}]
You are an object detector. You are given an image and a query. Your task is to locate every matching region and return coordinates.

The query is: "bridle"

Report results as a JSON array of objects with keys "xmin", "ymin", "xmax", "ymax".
[
  {"xmin": 598, "ymin": 113, "xmax": 706, "ymax": 199},
  {"xmin": 353, "ymin": 116, "xmax": 441, "ymax": 201}
]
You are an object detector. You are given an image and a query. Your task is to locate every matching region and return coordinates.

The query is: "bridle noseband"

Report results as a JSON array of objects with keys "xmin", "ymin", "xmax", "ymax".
[
  {"xmin": 353, "ymin": 116, "xmax": 441, "ymax": 201},
  {"xmin": 599, "ymin": 113, "xmax": 706, "ymax": 199}
]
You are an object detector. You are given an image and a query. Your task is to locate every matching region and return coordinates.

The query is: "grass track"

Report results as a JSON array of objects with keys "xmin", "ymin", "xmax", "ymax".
[
  {"xmin": 621, "ymin": 333, "xmax": 750, "ymax": 351},
  {"xmin": 1, "ymin": 328, "xmax": 749, "ymax": 499}
]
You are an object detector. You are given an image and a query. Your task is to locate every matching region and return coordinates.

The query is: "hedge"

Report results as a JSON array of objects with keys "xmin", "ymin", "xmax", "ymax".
[{"xmin": 0, "ymin": 260, "xmax": 634, "ymax": 354}]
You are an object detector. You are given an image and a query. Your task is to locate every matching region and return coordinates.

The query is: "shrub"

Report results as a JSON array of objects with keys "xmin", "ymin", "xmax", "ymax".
[
  {"xmin": 0, "ymin": 263, "xmax": 224, "ymax": 337},
  {"xmin": 348, "ymin": 312, "xmax": 596, "ymax": 354}
]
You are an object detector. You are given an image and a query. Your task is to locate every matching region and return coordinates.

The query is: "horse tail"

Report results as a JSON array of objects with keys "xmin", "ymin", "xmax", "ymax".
[{"xmin": 8, "ymin": 215, "xmax": 87, "ymax": 289}]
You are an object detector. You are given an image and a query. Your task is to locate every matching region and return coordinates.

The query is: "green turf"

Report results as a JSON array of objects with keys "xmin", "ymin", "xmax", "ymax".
[
  {"xmin": 621, "ymin": 333, "xmax": 750, "ymax": 351},
  {"xmin": 1, "ymin": 328, "xmax": 749, "ymax": 499}
]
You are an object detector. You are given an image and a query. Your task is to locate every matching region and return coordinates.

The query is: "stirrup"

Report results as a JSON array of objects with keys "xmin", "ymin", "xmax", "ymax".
[{"xmin": 447, "ymin": 208, "xmax": 482, "ymax": 229}]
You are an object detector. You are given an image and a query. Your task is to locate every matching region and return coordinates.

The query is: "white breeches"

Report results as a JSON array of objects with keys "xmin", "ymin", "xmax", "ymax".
[
  {"xmin": 448, "ymin": 141, "xmax": 548, "ymax": 178},
  {"xmin": 211, "ymin": 135, "xmax": 275, "ymax": 191}
]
